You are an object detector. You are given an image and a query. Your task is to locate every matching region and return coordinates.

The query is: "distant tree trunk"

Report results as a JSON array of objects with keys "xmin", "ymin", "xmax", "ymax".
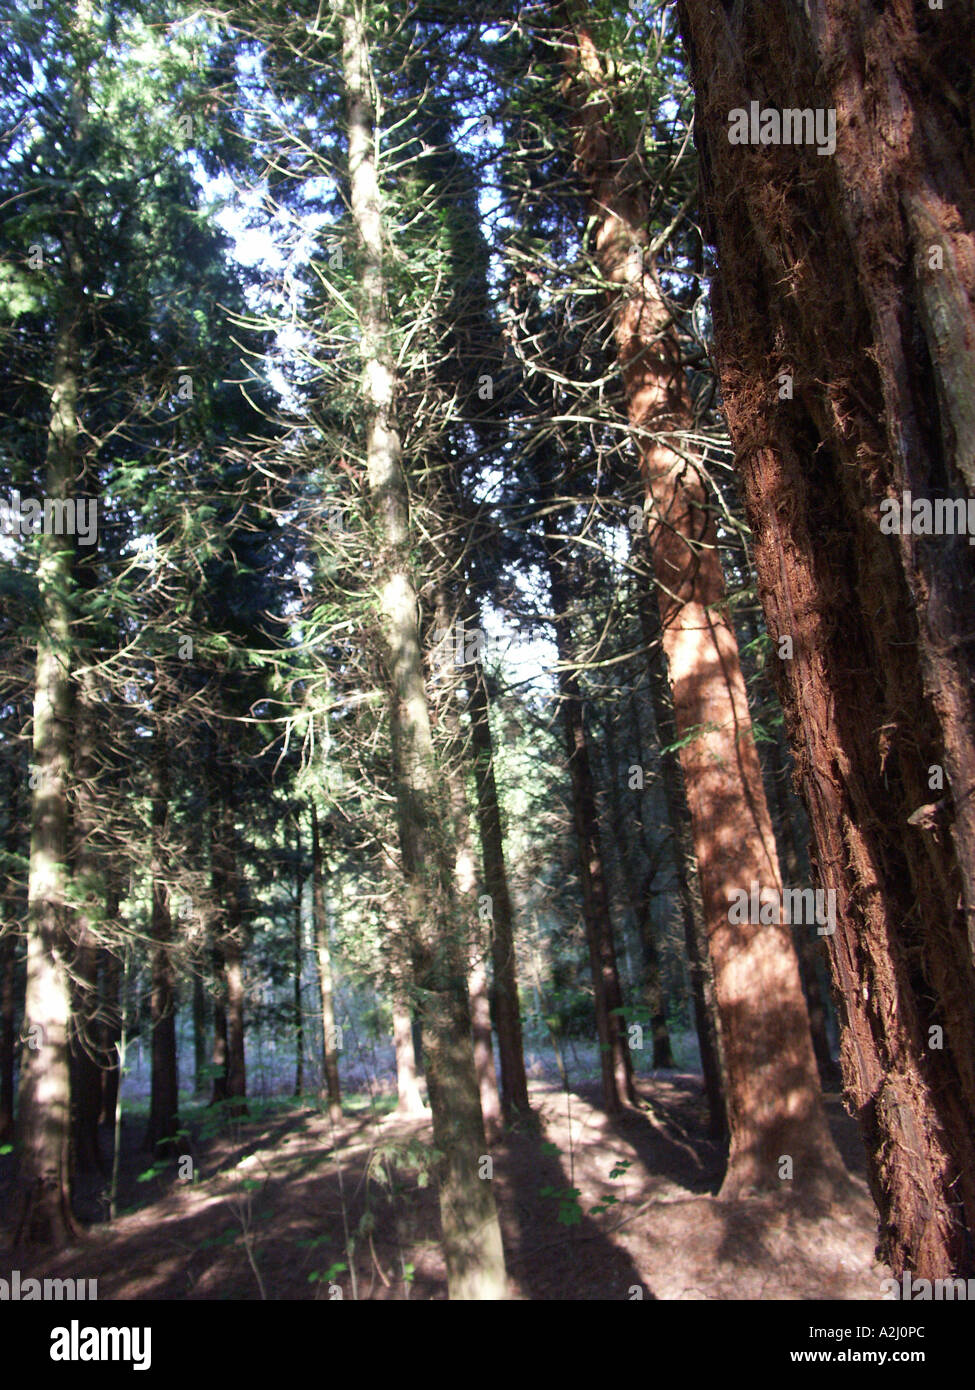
[
  {"xmin": 340, "ymin": 0, "xmax": 506, "ymax": 1298},
  {"xmin": 544, "ymin": 543, "xmax": 637, "ymax": 1114},
  {"xmin": 311, "ymin": 804, "xmax": 341, "ymax": 1122},
  {"xmin": 1, "ymin": 812, "xmax": 23, "ymax": 1145},
  {"xmin": 767, "ymin": 725, "xmax": 840, "ymax": 1091},
  {"xmin": 678, "ymin": 0, "xmax": 975, "ymax": 1273},
  {"xmin": 292, "ymin": 827, "xmax": 304, "ymax": 1098},
  {"xmin": 465, "ymin": 635, "xmax": 531, "ymax": 1121},
  {"xmin": 634, "ymin": 581, "xmax": 727, "ymax": 1141},
  {"xmin": 210, "ymin": 938, "xmax": 228, "ymax": 1107},
  {"xmin": 563, "ymin": 21, "xmax": 843, "ymax": 1197},
  {"xmin": 209, "ymin": 772, "xmax": 247, "ymax": 1118},
  {"xmin": 69, "ymin": 685, "xmax": 103, "ymax": 1173},
  {"xmin": 392, "ymin": 990, "xmax": 426, "ymax": 1116},
  {"xmin": 69, "ymin": 935, "xmax": 101, "ymax": 1172},
  {"xmin": 432, "ymin": 589, "xmax": 502, "ymax": 1141},
  {"xmin": 146, "ymin": 724, "xmax": 178, "ymax": 1155},
  {"xmin": 600, "ymin": 706, "xmax": 674, "ymax": 1070},
  {"xmin": 97, "ymin": 932, "xmax": 122, "ymax": 1126},
  {"xmin": 0, "ymin": 930, "xmax": 15, "ymax": 1146},
  {"xmin": 13, "ymin": 289, "xmax": 83, "ymax": 1247},
  {"xmin": 192, "ymin": 970, "xmax": 207, "ymax": 1099}
]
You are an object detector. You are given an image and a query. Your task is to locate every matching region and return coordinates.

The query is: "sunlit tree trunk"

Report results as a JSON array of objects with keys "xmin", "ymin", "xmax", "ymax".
[
  {"xmin": 563, "ymin": 19, "xmax": 842, "ymax": 1196},
  {"xmin": 392, "ymin": 992, "xmax": 426, "ymax": 1116},
  {"xmin": 678, "ymin": 0, "xmax": 975, "ymax": 1272},
  {"xmin": 633, "ymin": 566, "xmax": 727, "ymax": 1140},
  {"xmin": 340, "ymin": 0, "xmax": 506, "ymax": 1298}
]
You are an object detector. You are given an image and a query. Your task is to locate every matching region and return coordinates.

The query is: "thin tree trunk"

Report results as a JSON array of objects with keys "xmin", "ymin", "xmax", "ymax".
[
  {"xmin": 634, "ymin": 584, "xmax": 727, "ymax": 1140},
  {"xmin": 0, "ymin": 809, "xmax": 24, "ymax": 1146},
  {"xmin": 464, "ymin": 630, "xmax": 531, "ymax": 1121},
  {"xmin": 210, "ymin": 938, "xmax": 228, "ymax": 1107},
  {"xmin": 311, "ymin": 803, "xmax": 341, "ymax": 1122},
  {"xmin": 146, "ymin": 723, "xmax": 178, "ymax": 1154},
  {"xmin": 545, "ymin": 543, "xmax": 637, "ymax": 1114},
  {"xmin": 293, "ymin": 825, "xmax": 304, "ymax": 1098},
  {"xmin": 564, "ymin": 23, "xmax": 842, "ymax": 1196},
  {"xmin": 192, "ymin": 969, "xmax": 207, "ymax": 1098},
  {"xmin": 340, "ymin": 0, "xmax": 506, "ymax": 1298},
  {"xmin": 97, "ymin": 933, "xmax": 121, "ymax": 1126},
  {"xmin": 599, "ymin": 702, "xmax": 675, "ymax": 1070},
  {"xmin": 205, "ymin": 755, "xmax": 247, "ymax": 1115},
  {"xmin": 433, "ymin": 588, "xmax": 502, "ymax": 1140},
  {"xmin": 768, "ymin": 725, "xmax": 840, "ymax": 1091},
  {"xmin": 678, "ymin": 0, "xmax": 975, "ymax": 1272},
  {"xmin": 392, "ymin": 992, "xmax": 426, "ymax": 1116},
  {"xmin": 0, "ymin": 929, "xmax": 16, "ymax": 1146}
]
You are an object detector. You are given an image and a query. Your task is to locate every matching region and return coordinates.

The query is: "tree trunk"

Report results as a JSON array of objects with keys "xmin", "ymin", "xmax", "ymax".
[
  {"xmin": 210, "ymin": 776, "xmax": 247, "ymax": 1117},
  {"xmin": 340, "ymin": 0, "xmax": 506, "ymax": 1298},
  {"xmin": 767, "ymin": 724, "xmax": 840, "ymax": 1091},
  {"xmin": 210, "ymin": 938, "xmax": 228, "ymax": 1107},
  {"xmin": 97, "ymin": 935, "xmax": 122, "ymax": 1127},
  {"xmin": 0, "ymin": 929, "xmax": 16, "ymax": 1146},
  {"xmin": 311, "ymin": 803, "xmax": 341, "ymax": 1122},
  {"xmin": 0, "ymin": 810, "xmax": 24, "ymax": 1146},
  {"xmin": 678, "ymin": 0, "xmax": 975, "ymax": 1273},
  {"xmin": 563, "ymin": 22, "xmax": 842, "ymax": 1197},
  {"xmin": 599, "ymin": 702, "xmax": 675, "ymax": 1070},
  {"xmin": 433, "ymin": 589, "xmax": 502, "ymax": 1140},
  {"xmin": 69, "ymin": 936, "xmax": 101, "ymax": 1173},
  {"xmin": 146, "ymin": 724, "xmax": 178, "ymax": 1154},
  {"xmin": 634, "ymin": 573, "xmax": 727, "ymax": 1140},
  {"xmin": 392, "ymin": 992, "xmax": 427, "ymax": 1116},
  {"xmin": 192, "ymin": 969, "xmax": 207, "ymax": 1099},
  {"xmin": 13, "ymin": 292, "xmax": 83, "ymax": 1247},
  {"xmin": 464, "ymin": 632, "xmax": 531, "ymax": 1121},
  {"xmin": 544, "ymin": 543, "xmax": 637, "ymax": 1114},
  {"xmin": 292, "ymin": 829, "xmax": 304, "ymax": 1098}
]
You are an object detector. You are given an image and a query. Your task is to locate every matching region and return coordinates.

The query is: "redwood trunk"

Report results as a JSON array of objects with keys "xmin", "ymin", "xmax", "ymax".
[
  {"xmin": 678, "ymin": 0, "xmax": 975, "ymax": 1274},
  {"xmin": 634, "ymin": 567, "xmax": 727, "ymax": 1141},
  {"xmin": 563, "ymin": 21, "xmax": 842, "ymax": 1196}
]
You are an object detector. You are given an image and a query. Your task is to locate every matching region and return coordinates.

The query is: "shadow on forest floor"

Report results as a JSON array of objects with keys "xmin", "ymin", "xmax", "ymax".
[{"xmin": 0, "ymin": 1072, "xmax": 888, "ymax": 1299}]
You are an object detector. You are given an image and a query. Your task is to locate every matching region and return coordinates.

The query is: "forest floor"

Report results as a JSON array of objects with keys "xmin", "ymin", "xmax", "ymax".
[{"xmin": 0, "ymin": 1066, "xmax": 889, "ymax": 1300}]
